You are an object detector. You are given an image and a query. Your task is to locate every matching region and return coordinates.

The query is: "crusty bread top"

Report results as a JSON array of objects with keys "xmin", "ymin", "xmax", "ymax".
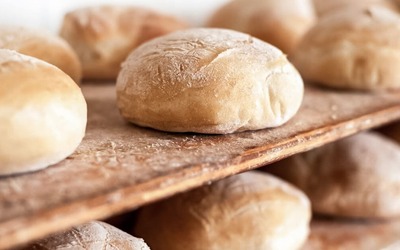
[
  {"xmin": 60, "ymin": 5, "xmax": 188, "ymax": 80},
  {"xmin": 23, "ymin": 221, "xmax": 150, "ymax": 249},
  {"xmin": 207, "ymin": 0, "xmax": 316, "ymax": 54},
  {"xmin": 117, "ymin": 28, "xmax": 304, "ymax": 134},
  {"xmin": 0, "ymin": 25, "xmax": 81, "ymax": 83},
  {"xmin": 313, "ymin": 0, "xmax": 398, "ymax": 17},
  {"xmin": 292, "ymin": 5, "xmax": 400, "ymax": 90},
  {"xmin": 299, "ymin": 5, "xmax": 400, "ymax": 48}
]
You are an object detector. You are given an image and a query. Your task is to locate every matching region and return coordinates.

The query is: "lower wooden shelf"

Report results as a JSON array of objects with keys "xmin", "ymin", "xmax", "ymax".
[{"xmin": 1, "ymin": 83, "xmax": 400, "ymax": 249}]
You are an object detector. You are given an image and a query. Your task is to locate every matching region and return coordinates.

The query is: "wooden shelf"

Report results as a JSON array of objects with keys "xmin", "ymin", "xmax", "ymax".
[{"xmin": 2, "ymin": 83, "xmax": 400, "ymax": 249}]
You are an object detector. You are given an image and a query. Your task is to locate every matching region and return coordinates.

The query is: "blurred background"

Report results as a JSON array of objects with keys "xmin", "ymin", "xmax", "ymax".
[{"xmin": 0, "ymin": 0, "xmax": 230, "ymax": 33}]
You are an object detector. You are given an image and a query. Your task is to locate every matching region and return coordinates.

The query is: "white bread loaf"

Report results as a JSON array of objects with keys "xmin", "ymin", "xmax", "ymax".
[
  {"xmin": 117, "ymin": 28, "xmax": 304, "ymax": 134},
  {"xmin": 0, "ymin": 49, "xmax": 86, "ymax": 175}
]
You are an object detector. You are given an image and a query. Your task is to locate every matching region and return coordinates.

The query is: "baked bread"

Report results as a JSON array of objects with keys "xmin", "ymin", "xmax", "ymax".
[
  {"xmin": 0, "ymin": 25, "xmax": 81, "ymax": 83},
  {"xmin": 0, "ymin": 49, "xmax": 87, "ymax": 175},
  {"xmin": 292, "ymin": 5, "xmax": 400, "ymax": 91},
  {"xmin": 207, "ymin": 0, "xmax": 316, "ymax": 54},
  {"xmin": 302, "ymin": 218, "xmax": 400, "ymax": 250},
  {"xmin": 116, "ymin": 28, "xmax": 304, "ymax": 134},
  {"xmin": 134, "ymin": 171, "xmax": 311, "ymax": 250},
  {"xmin": 266, "ymin": 132, "xmax": 400, "ymax": 219},
  {"xmin": 313, "ymin": 0, "xmax": 397, "ymax": 17},
  {"xmin": 21, "ymin": 221, "xmax": 150, "ymax": 249},
  {"xmin": 60, "ymin": 5, "xmax": 188, "ymax": 80}
]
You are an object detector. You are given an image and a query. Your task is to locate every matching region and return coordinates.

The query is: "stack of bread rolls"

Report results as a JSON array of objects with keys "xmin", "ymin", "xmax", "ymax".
[{"xmin": 3, "ymin": 0, "xmax": 400, "ymax": 249}]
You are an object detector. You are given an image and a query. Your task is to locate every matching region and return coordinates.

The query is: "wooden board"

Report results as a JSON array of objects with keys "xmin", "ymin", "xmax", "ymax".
[{"xmin": 2, "ymin": 83, "xmax": 400, "ymax": 249}]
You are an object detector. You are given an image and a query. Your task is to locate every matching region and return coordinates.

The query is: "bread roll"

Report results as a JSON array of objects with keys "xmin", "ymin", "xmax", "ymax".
[
  {"xmin": 313, "ymin": 0, "xmax": 397, "ymax": 17},
  {"xmin": 60, "ymin": 5, "xmax": 188, "ymax": 80},
  {"xmin": 0, "ymin": 49, "xmax": 87, "ymax": 175},
  {"xmin": 292, "ymin": 5, "xmax": 400, "ymax": 91},
  {"xmin": 22, "ymin": 221, "xmax": 150, "ymax": 249},
  {"xmin": 207, "ymin": 0, "xmax": 316, "ymax": 54},
  {"xmin": 0, "ymin": 25, "xmax": 81, "ymax": 83},
  {"xmin": 134, "ymin": 171, "xmax": 311, "ymax": 250},
  {"xmin": 267, "ymin": 132, "xmax": 400, "ymax": 219},
  {"xmin": 302, "ymin": 218, "xmax": 400, "ymax": 250},
  {"xmin": 116, "ymin": 28, "xmax": 304, "ymax": 134}
]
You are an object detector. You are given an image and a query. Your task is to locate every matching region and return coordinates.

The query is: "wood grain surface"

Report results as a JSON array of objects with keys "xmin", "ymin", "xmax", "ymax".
[{"xmin": 2, "ymin": 83, "xmax": 400, "ymax": 249}]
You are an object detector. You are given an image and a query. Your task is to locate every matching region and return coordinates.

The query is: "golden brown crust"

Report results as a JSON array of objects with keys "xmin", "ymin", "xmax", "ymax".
[
  {"xmin": 207, "ymin": 0, "xmax": 316, "ymax": 54},
  {"xmin": 60, "ymin": 5, "xmax": 188, "ymax": 80},
  {"xmin": 266, "ymin": 132, "xmax": 400, "ymax": 219},
  {"xmin": 23, "ymin": 221, "xmax": 150, "ymax": 249},
  {"xmin": 0, "ymin": 25, "xmax": 82, "ymax": 83},
  {"xmin": 134, "ymin": 171, "xmax": 311, "ymax": 250},
  {"xmin": 292, "ymin": 5, "xmax": 400, "ymax": 91},
  {"xmin": 116, "ymin": 28, "xmax": 304, "ymax": 134},
  {"xmin": 0, "ymin": 49, "xmax": 87, "ymax": 175}
]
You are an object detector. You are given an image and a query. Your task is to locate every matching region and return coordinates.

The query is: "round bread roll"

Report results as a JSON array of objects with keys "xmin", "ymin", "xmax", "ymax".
[
  {"xmin": 23, "ymin": 221, "xmax": 150, "ymax": 249},
  {"xmin": 266, "ymin": 132, "xmax": 400, "ymax": 219},
  {"xmin": 60, "ymin": 5, "xmax": 189, "ymax": 80},
  {"xmin": 116, "ymin": 28, "xmax": 304, "ymax": 134},
  {"xmin": 292, "ymin": 5, "xmax": 400, "ymax": 91},
  {"xmin": 301, "ymin": 218, "xmax": 400, "ymax": 250},
  {"xmin": 313, "ymin": 0, "xmax": 397, "ymax": 17},
  {"xmin": 0, "ymin": 49, "xmax": 87, "ymax": 175},
  {"xmin": 0, "ymin": 25, "xmax": 81, "ymax": 83},
  {"xmin": 207, "ymin": 0, "xmax": 316, "ymax": 54},
  {"xmin": 134, "ymin": 171, "xmax": 311, "ymax": 250}
]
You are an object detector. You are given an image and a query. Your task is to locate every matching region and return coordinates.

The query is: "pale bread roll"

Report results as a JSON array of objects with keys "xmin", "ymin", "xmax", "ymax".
[
  {"xmin": 267, "ymin": 132, "xmax": 400, "ymax": 219},
  {"xmin": 60, "ymin": 5, "xmax": 188, "ymax": 80},
  {"xmin": 207, "ymin": 0, "xmax": 316, "ymax": 54},
  {"xmin": 134, "ymin": 171, "xmax": 311, "ymax": 250},
  {"xmin": 292, "ymin": 5, "xmax": 400, "ymax": 91},
  {"xmin": 116, "ymin": 28, "xmax": 304, "ymax": 134},
  {"xmin": 22, "ymin": 221, "xmax": 150, "ymax": 249},
  {"xmin": 313, "ymin": 0, "xmax": 397, "ymax": 17},
  {"xmin": 0, "ymin": 49, "xmax": 87, "ymax": 175},
  {"xmin": 302, "ymin": 218, "xmax": 400, "ymax": 250},
  {"xmin": 0, "ymin": 25, "xmax": 81, "ymax": 83}
]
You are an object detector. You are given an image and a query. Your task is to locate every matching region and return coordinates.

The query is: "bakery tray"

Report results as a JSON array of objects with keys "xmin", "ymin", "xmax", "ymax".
[{"xmin": 1, "ymin": 83, "xmax": 400, "ymax": 249}]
